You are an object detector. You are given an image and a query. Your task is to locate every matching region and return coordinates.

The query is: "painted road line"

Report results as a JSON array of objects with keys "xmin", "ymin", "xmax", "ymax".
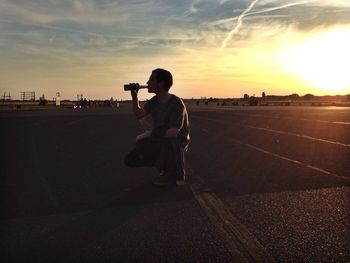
[
  {"xmin": 217, "ymin": 112, "xmax": 350, "ymax": 126},
  {"xmin": 191, "ymin": 115, "xmax": 350, "ymax": 148},
  {"xmin": 230, "ymin": 139, "xmax": 350, "ymax": 182},
  {"xmin": 190, "ymin": 177, "xmax": 276, "ymax": 263},
  {"xmin": 333, "ymin": 121, "xmax": 350, "ymax": 125},
  {"xmin": 243, "ymin": 124, "xmax": 350, "ymax": 148},
  {"xmin": 198, "ymin": 123, "xmax": 350, "ymax": 182}
]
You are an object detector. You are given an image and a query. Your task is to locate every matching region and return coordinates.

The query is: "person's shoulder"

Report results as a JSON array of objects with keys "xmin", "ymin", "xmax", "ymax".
[
  {"xmin": 145, "ymin": 95, "xmax": 157, "ymax": 105},
  {"xmin": 171, "ymin": 94, "xmax": 185, "ymax": 105},
  {"xmin": 143, "ymin": 95, "xmax": 157, "ymax": 111},
  {"xmin": 149, "ymin": 95, "xmax": 157, "ymax": 102}
]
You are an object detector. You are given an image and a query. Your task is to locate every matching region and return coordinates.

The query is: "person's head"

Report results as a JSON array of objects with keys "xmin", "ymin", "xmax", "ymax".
[{"xmin": 147, "ymin": 68, "xmax": 173, "ymax": 93}]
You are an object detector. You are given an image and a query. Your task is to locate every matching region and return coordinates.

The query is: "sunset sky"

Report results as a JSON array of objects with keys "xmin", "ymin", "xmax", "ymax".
[{"xmin": 1, "ymin": 0, "xmax": 349, "ymax": 100}]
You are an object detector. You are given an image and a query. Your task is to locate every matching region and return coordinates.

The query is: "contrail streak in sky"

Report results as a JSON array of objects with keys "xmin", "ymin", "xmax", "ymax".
[
  {"xmin": 210, "ymin": 1, "xmax": 313, "ymax": 26},
  {"xmin": 246, "ymin": 1, "xmax": 312, "ymax": 17},
  {"xmin": 221, "ymin": 0, "xmax": 259, "ymax": 49}
]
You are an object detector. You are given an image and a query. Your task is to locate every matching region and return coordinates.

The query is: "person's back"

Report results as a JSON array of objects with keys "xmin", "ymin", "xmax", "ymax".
[{"xmin": 143, "ymin": 94, "xmax": 190, "ymax": 148}]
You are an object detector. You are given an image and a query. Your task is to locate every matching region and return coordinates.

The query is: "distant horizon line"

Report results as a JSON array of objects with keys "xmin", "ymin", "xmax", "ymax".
[{"xmin": 2, "ymin": 93, "xmax": 350, "ymax": 102}]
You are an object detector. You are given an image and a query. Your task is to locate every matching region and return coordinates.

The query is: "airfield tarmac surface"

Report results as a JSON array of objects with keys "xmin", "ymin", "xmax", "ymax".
[{"xmin": 1, "ymin": 105, "xmax": 349, "ymax": 262}]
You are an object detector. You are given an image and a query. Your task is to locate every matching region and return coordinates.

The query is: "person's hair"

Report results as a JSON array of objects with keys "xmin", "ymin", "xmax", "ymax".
[{"xmin": 152, "ymin": 68, "xmax": 173, "ymax": 91}]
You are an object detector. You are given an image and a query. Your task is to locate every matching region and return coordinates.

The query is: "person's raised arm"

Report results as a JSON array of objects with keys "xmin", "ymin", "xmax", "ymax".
[{"xmin": 131, "ymin": 90, "xmax": 148, "ymax": 119}]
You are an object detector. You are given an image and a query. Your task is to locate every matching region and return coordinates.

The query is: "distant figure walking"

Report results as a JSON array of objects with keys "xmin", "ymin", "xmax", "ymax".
[{"xmin": 124, "ymin": 68, "xmax": 190, "ymax": 186}]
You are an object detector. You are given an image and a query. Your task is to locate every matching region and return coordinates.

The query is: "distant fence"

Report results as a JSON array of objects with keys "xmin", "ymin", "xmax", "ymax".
[
  {"xmin": 2, "ymin": 92, "xmax": 12, "ymax": 102},
  {"xmin": 21, "ymin": 92, "xmax": 35, "ymax": 102}
]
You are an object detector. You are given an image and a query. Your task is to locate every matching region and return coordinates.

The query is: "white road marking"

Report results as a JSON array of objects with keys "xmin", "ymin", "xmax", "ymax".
[
  {"xmin": 188, "ymin": 111, "xmax": 350, "ymax": 260},
  {"xmin": 190, "ymin": 176, "xmax": 275, "ymax": 263},
  {"xmin": 222, "ymin": 112, "xmax": 350, "ymax": 126},
  {"xmin": 192, "ymin": 115, "xmax": 350, "ymax": 148},
  {"xmin": 231, "ymin": 139, "xmax": 350, "ymax": 182},
  {"xmin": 189, "ymin": 111, "xmax": 349, "ymax": 261},
  {"xmin": 333, "ymin": 121, "xmax": 350, "ymax": 125},
  {"xmin": 193, "ymin": 116, "xmax": 350, "ymax": 181},
  {"xmin": 244, "ymin": 124, "xmax": 350, "ymax": 148}
]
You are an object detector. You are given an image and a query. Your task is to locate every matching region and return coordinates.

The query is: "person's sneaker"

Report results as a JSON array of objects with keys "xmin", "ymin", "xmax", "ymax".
[
  {"xmin": 176, "ymin": 176, "xmax": 186, "ymax": 186},
  {"xmin": 153, "ymin": 172, "xmax": 176, "ymax": 187}
]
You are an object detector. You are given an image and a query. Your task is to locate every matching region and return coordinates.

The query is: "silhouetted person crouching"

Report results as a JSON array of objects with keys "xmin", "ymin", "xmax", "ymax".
[{"xmin": 124, "ymin": 68, "xmax": 190, "ymax": 186}]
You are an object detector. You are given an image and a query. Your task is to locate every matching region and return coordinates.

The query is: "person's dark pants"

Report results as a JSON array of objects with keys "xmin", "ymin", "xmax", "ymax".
[{"xmin": 124, "ymin": 137, "xmax": 187, "ymax": 180}]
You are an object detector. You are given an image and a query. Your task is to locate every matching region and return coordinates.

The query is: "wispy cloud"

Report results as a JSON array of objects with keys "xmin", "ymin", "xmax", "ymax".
[
  {"xmin": 215, "ymin": 0, "xmax": 314, "ymax": 41},
  {"xmin": 208, "ymin": 0, "xmax": 350, "ymax": 50},
  {"xmin": 221, "ymin": 0, "xmax": 260, "ymax": 49},
  {"xmin": 0, "ymin": 1, "xmax": 122, "ymax": 24},
  {"xmin": 1, "ymin": 0, "xmax": 350, "ymax": 99}
]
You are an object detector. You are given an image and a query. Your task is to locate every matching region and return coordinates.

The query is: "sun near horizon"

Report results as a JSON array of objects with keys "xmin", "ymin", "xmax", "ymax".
[
  {"xmin": 277, "ymin": 28, "xmax": 350, "ymax": 96},
  {"xmin": 170, "ymin": 25, "xmax": 350, "ymax": 100}
]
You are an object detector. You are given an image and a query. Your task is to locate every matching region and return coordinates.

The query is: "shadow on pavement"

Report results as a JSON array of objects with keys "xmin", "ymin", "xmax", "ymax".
[{"xmin": 107, "ymin": 180, "xmax": 194, "ymax": 208}]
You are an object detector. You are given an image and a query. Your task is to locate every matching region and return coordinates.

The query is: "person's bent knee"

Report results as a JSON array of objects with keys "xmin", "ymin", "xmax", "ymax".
[
  {"xmin": 124, "ymin": 151, "xmax": 141, "ymax": 168},
  {"xmin": 124, "ymin": 154, "xmax": 133, "ymax": 167}
]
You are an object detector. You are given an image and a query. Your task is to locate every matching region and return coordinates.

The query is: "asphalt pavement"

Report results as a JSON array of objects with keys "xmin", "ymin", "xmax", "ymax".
[{"xmin": 1, "ymin": 104, "xmax": 349, "ymax": 262}]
